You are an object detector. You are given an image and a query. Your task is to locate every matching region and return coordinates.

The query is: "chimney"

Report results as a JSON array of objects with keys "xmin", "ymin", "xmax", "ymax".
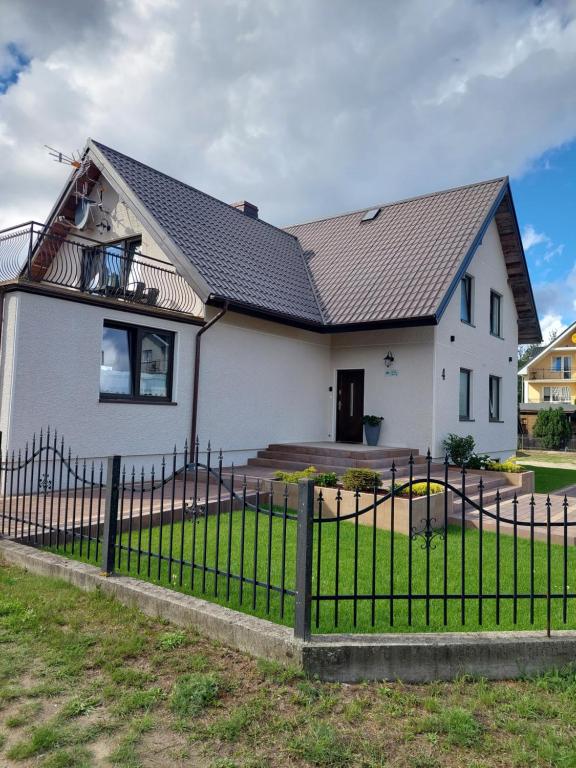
[{"xmin": 231, "ymin": 200, "xmax": 258, "ymax": 219}]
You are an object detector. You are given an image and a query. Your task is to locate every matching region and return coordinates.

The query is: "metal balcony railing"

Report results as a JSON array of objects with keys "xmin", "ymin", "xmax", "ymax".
[
  {"xmin": 0, "ymin": 222, "xmax": 203, "ymax": 316},
  {"xmin": 529, "ymin": 369, "xmax": 575, "ymax": 381}
]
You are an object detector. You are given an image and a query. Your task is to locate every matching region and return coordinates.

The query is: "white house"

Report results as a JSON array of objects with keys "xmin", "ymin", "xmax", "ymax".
[{"xmin": 0, "ymin": 139, "xmax": 540, "ymax": 464}]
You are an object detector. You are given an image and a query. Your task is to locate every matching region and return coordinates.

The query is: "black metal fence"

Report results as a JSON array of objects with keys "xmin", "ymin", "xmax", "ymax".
[
  {"xmin": 0, "ymin": 222, "xmax": 202, "ymax": 316},
  {"xmin": 2, "ymin": 430, "xmax": 576, "ymax": 638}
]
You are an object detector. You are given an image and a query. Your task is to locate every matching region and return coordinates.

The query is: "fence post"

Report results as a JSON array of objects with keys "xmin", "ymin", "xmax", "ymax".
[
  {"xmin": 101, "ymin": 455, "xmax": 121, "ymax": 576},
  {"xmin": 294, "ymin": 478, "xmax": 314, "ymax": 641}
]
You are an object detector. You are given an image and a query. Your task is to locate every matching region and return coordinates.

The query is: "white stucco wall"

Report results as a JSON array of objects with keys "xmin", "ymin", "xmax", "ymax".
[
  {"xmin": 431, "ymin": 220, "xmax": 518, "ymax": 459},
  {"xmin": 329, "ymin": 327, "xmax": 435, "ymax": 452},
  {"xmin": 2, "ymin": 291, "xmax": 197, "ymax": 466},
  {"xmin": 198, "ymin": 309, "xmax": 332, "ymax": 464}
]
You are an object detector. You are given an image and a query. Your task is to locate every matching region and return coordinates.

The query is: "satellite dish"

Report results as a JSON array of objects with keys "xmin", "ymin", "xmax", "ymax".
[{"xmin": 74, "ymin": 198, "xmax": 92, "ymax": 230}]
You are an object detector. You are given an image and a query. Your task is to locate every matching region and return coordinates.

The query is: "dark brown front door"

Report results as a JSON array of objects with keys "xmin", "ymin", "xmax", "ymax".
[{"xmin": 336, "ymin": 369, "xmax": 364, "ymax": 442}]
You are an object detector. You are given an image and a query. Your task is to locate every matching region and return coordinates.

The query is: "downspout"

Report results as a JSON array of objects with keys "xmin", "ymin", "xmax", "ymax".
[
  {"xmin": 190, "ymin": 300, "xmax": 228, "ymax": 460},
  {"xmin": 0, "ymin": 289, "xmax": 4, "ymax": 351}
]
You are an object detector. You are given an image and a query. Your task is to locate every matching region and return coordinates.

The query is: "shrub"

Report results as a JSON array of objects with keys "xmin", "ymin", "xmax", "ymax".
[
  {"xmin": 486, "ymin": 459, "xmax": 522, "ymax": 473},
  {"xmin": 442, "ymin": 434, "xmax": 475, "ymax": 467},
  {"xmin": 362, "ymin": 415, "xmax": 383, "ymax": 426},
  {"xmin": 273, "ymin": 466, "xmax": 318, "ymax": 484},
  {"xmin": 273, "ymin": 467, "xmax": 337, "ymax": 487},
  {"xmin": 314, "ymin": 472, "xmax": 338, "ymax": 488},
  {"xmin": 466, "ymin": 452, "xmax": 491, "ymax": 470},
  {"xmin": 341, "ymin": 468, "xmax": 382, "ymax": 492},
  {"xmin": 385, "ymin": 481, "xmax": 444, "ymax": 497},
  {"xmin": 532, "ymin": 407, "xmax": 572, "ymax": 450}
]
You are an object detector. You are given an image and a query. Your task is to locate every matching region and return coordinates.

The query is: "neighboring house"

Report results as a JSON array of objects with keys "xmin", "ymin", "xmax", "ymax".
[
  {"xmin": 519, "ymin": 322, "xmax": 576, "ymax": 436},
  {"xmin": 0, "ymin": 139, "xmax": 540, "ymax": 463}
]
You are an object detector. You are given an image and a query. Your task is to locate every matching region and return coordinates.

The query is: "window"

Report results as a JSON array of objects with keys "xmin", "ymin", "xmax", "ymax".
[
  {"xmin": 489, "ymin": 375, "xmax": 501, "ymax": 421},
  {"xmin": 543, "ymin": 386, "xmax": 571, "ymax": 403},
  {"xmin": 361, "ymin": 208, "xmax": 381, "ymax": 222},
  {"xmin": 490, "ymin": 291, "xmax": 502, "ymax": 337},
  {"xmin": 460, "ymin": 274, "xmax": 473, "ymax": 324},
  {"xmin": 459, "ymin": 368, "xmax": 472, "ymax": 420},
  {"xmin": 552, "ymin": 356, "xmax": 571, "ymax": 379},
  {"xmin": 82, "ymin": 237, "xmax": 141, "ymax": 293},
  {"xmin": 100, "ymin": 321, "xmax": 174, "ymax": 402}
]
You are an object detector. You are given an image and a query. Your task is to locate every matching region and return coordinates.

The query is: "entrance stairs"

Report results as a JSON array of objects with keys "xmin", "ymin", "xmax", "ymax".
[
  {"xmin": 246, "ymin": 442, "xmax": 425, "ymax": 480},
  {"xmin": 245, "ymin": 442, "xmax": 517, "ymax": 508}
]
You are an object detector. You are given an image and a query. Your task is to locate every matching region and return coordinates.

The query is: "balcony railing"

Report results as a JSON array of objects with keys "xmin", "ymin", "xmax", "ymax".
[
  {"xmin": 0, "ymin": 222, "xmax": 203, "ymax": 317},
  {"xmin": 529, "ymin": 368, "xmax": 575, "ymax": 381}
]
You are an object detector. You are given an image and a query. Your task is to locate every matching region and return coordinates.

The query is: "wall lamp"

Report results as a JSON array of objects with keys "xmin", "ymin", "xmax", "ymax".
[{"xmin": 384, "ymin": 351, "xmax": 395, "ymax": 368}]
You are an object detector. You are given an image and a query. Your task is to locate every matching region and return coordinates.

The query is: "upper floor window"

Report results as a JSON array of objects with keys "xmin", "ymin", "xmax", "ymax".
[
  {"xmin": 100, "ymin": 320, "xmax": 174, "ymax": 402},
  {"xmin": 552, "ymin": 356, "xmax": 572, "ymax": 379},
  {"xmin": 459, "ymin": 368, "xmax": 472, "ymax": 420},
  {"xmin": 489, "ymin": 375, "xmax": 501, "ymax": 421},
  {"xmin": 460, "ymin": 274, "xmax": 473, "ymax": 324},
  {"xmin": 82, "ymin": 237, "xmax": 141, "ymax": 295},
  {"xmin": 490, "ymin": 291, "xmax": 502, "ymax": 337}
]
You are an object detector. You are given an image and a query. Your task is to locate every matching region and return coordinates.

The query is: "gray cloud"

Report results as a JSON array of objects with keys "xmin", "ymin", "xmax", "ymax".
[{"xmin": 1, "ymin": 0, "xmax": 576, "ymax": 229}]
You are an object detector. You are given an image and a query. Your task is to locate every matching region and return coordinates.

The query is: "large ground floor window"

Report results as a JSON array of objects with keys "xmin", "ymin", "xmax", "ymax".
[{"xmin": 100, "ymin": 320, "xmax": 174, "ymax": 402}]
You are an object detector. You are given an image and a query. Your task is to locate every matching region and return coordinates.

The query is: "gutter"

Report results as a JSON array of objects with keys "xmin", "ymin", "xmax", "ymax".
[{"xmin": 190, "ymin": 300, "xmax": 229, "ymax": 460}]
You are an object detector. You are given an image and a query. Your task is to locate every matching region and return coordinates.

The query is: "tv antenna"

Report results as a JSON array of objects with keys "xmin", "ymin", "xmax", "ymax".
[{"xmin": 44, "ymin": 145, "xmax": 83, "ymax": 169}]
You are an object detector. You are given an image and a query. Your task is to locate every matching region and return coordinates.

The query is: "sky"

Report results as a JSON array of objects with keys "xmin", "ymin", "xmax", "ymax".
[{"xmin": 0, "ymin": 0, "xmax": 575, "ymax": 340}]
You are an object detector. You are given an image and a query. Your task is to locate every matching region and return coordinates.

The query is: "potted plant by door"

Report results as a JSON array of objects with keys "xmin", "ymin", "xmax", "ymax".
[{"xmin": 363, "ymin": 415, "xmax": 383, "ymax": 446}]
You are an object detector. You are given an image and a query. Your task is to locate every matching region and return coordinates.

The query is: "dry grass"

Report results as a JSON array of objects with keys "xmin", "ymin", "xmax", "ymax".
[{"xmin": 2, "ymin": 561, "xmax": 576, "ymax": 767}]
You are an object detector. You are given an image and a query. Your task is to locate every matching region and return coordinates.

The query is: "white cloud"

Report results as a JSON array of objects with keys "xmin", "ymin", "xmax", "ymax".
[
  {"xmin": 522, "ymin": 224, "xmax": 551, "ymax": 251},
  {"xmin": 1, "ymin": 0, "xmax": 576, "ymax": 230},
  {"xmin": 534, "ymin": 263, "xmax": 576, "ymax": 335},
  {"xmin": 540, "ymin": 312, "xmax": 566, "ymax": 341}
]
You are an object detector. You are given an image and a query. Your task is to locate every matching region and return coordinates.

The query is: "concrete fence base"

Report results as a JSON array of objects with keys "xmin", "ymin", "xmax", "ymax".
[{"xmin": 2, "ymin": 538, "xmax": 576, "ymax": 683}]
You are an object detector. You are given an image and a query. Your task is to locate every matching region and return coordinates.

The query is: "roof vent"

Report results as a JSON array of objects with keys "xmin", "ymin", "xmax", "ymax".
[
  {"xmin": 232, "ymin": 200, "xmax": 259, "ymax": 219},
  {"xmin": 361, "ymin": 207, "xmax": 381, "ymax": 222}
]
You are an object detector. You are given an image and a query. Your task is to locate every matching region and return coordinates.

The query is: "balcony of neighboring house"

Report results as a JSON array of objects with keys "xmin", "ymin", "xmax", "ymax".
[
  {"xmin": 528, "ymin": 367, "xmax": 576, "ymax": 381},
  {"xmin": 0, "ymin": 222, "xmax": 203, "ymax": 318}
]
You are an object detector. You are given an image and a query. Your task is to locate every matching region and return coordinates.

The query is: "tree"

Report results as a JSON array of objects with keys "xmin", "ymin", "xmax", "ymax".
[{"xmin": 532, "ymin": 407, "xmax": 572, "ymax": 450}]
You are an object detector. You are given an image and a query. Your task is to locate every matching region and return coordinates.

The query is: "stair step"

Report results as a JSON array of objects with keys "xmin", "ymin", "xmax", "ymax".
[
  {"xmin": 254, "ymin": 449, "xmax": 425, "ymax": 470},
  {"xmin": 265, "ymin": 443, "xmax": 418, "ymax": 460}
]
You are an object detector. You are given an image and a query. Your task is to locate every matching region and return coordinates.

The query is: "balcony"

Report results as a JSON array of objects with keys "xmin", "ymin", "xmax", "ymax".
[
  {"xmin": 529, "ymin": 368, "xmax": 575, "ymax": 381},
  {"xmin": 0, "ymin": 222, "xmax": 203, "ymax": 317}
]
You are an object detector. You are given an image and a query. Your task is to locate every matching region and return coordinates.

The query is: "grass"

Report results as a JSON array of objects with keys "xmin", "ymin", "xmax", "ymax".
[
  {"xmin": 5, "ymin": 563, "xmax": 576, "ymax": 766},
  {"xmin": 170, "ymin": 673, "xmax": 222, "ymax": 717},
  {"xmin": 48, "ymin": 506, "xmax": 576, "ymax": 634},
  {"xmin": 519, "ymin": 464, "xmax": 576, "ymax": 494},
  {"xmin": 516, "ymin": 449, "xmax": 576, "ymax": 467}
]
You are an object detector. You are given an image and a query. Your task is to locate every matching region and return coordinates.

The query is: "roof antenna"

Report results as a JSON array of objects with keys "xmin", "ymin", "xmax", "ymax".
[{"xmin": 44, "ymin": 145, "xmax": 82, "ymax": 169}]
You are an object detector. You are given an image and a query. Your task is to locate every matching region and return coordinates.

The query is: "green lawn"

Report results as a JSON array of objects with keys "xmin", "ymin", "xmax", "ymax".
[
  {"xmin": 48, "ymin": 508, "xmax": 576, "ymax": 635},
  {"xmin": 520, "ymin": 464, "xmax": 576, "ymax": 494},
  {"xmin": 5, "ymin": 563, "xmax": 576, "ymax": 767}
]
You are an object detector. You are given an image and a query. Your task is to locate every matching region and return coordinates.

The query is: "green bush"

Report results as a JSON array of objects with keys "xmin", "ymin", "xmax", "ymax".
[
  {"xmin": 273, "ymin": 466, "xmax": 337, "ymax": 487},
  {"xmin": 532, "ymin": 407, "xmax": 573, "ymax": 450},
  {"xmin": 442, "ymin": 434, "xmax": 475, "ymax": 467},
  {"xmin": 385, "ymin": 481, "xmax": 444, "ymax": 497},
  {"xmin": 314, "ymin": 472, "xmax": 338, "ymax": 488},
  {"xmin": 466, "ymin": 452, "xmax": 491, "ymax": 470},
  {"xmin": 273, "ymin": 466, "xmax": 318, "ymax": 484},
  {"xmin": 362, "ymin": 415, "xmax": 383, "ymax": 426},
  {"xmin": 486, "ymin": 459, "xmax": 523, "ymax": 473},
  {"xmin": 341, "ymin": 468, "xmax": 382, "ymax": 492}
]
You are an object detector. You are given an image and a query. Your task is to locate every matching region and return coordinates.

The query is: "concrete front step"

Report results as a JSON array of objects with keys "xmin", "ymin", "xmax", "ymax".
[
  {"xmin": 265, "ymin": 443, "xmax": 418, "ymax": 460},
  {"xmin": 253, "ymin": 449, "xmax": 426, "ymax": 470}
]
